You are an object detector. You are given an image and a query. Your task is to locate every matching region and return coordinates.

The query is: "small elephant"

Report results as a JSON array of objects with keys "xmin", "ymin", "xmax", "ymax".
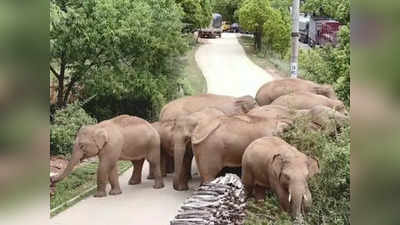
[
  {"xmin": 159, "ymin": 93, "xmax": 257, "ymax": 121},
  {"xmin": 242, "ymin": 137, "xmax": 319, "ymax": 218},
  {"xmin": 191, "ymin": 115, "xmax": 291, "ymax": 184},
  {"xmin": 255, "ymin": 78, "xmax": 337, "ymax": 106},
  {"xmin": 270, "ymin": 92, "xmax": 348, "ymax": 115},
  {"xmin": 51, "ymin": 115, "xmax": 164, "ymax": 198}
]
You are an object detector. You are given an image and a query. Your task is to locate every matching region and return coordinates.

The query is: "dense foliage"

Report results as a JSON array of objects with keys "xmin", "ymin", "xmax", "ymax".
[
  {"xmin": 50, "ymin": 102, "xmax": 97, "ymax": 156},
  {"xmin": 262, "ymin": 8, "xmax": 291, "ymax": 58},
  {"xmin": 50, "ymin": 0, "xmax": 212, "ymax": 123},
  {"xmin": 245, "ymin": 118, "xmax": 350, "ymax": 225},
  {"xmin": 238, "ymin": 0, "xmax": 273, "ymax": 50},
  {"xmin": 176, "ymin": 0, "xmax": 212, "ymax": 32}
]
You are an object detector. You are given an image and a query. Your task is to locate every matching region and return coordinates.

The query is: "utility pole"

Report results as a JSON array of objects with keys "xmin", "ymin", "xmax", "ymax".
[{"xmin": 290, "ymin": 0, "xmax": 300, "ymax": 78}]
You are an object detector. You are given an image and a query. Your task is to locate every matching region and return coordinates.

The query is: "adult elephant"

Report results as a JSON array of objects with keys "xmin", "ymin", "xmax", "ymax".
[
  {"xmin": 255, "ymin": 78, "xmax": 337, "ymax": 106},
  {"xmin": 247, "ymin": 104, "xmax": 348, "ymax": 134},
  {"xmin": 270, "ymin": 92, "xmax": 348, "ymax": 115},
  {"xmin": 242, "ymin": 137, "xmax": 319, "ymax": 218},
  {"xmin": 51, "ymin": 115, "xmax": 164, "ymax": 197},
  {"xmin": 191, "ymin": 115, "xmax": 291, "ymax": 184},
  {"xmin": 159, "ymin": 93, "xmax": 257, "ymax": 121},
  {"xmin": 173, "ymin": 107, "xmax": 226, "ymax": 190}
]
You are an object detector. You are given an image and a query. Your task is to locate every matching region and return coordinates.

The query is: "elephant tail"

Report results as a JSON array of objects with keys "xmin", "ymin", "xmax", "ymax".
[{"xmin": 191, "ymin": 119, "xmax": 221, "ymax": 145}]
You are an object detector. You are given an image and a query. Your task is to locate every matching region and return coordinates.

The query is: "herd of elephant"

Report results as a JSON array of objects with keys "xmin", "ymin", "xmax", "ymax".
[{"xmin": 50, "ymin": 78, "xmax": 349, "ymax": 218}]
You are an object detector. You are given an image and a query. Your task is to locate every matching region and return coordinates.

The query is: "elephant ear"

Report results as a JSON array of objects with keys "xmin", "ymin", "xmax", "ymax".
[
  {"xmin": 307, "ymin": 156, "xmax": 320, "ymax": 178},
  {"xmin": 94, "ymin": 128, "xmax": 108, "ymax": 149},
  {"xmin": 271, "ymin": 154, "xmax": 283, "ymax": 180}
]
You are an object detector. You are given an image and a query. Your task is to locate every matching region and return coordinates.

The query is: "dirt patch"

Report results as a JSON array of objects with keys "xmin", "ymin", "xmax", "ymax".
[{"xmin": 50, "ymin": 156, "xmax": 68, "ymax": 177}]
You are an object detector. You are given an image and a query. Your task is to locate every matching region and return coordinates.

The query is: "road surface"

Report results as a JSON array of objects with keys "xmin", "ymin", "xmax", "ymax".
[
  {"xmin": 196, "ymin": 33, "xmax": 273, "ymax": 97},
  {"xmin": 51, "ymin": 32, "xmax": 273, "ymax": 225}
]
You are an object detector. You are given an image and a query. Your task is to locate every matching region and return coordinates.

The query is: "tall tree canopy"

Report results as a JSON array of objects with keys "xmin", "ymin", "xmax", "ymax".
[
  {"xmin": 50, "ymin": 0, "xmax": 187, "ymax": 111},
  {"xmin": 176, "ymin": 0, "xmax": 212, "ymax": 31},
  {"xmin": 238, "ymin": 0, "xmax": 273, "ymax": 50}
]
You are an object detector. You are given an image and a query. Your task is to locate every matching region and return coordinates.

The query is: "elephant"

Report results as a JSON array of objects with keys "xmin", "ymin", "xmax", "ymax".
[
  {"xmin": 307, "ymin": 105, "xmax": 349, "ymax": 134},
  {"xmin": 247, "ymin": 104, "xmax": 348, "ymax": 134},
  {"xmin": 270, "ymin": 92, "xmax": 348, "ymax": 115},
  {"xmin": 151, "ymin": 121, "xmax": 176, "ymax": 177},
  {"xmin": 247, "ymin": 104, "xmax": 305, "ymax": 120},
  {"xmin": 50, "ymin": 115, "xmax": 164, "ymax": 197},
  {"xmin": 159, "ymin": 93, "xmax": 257, "ymax": 121},
  {"xmin": 172, "ymin": 107, "xmax": 226, "ymax": 190},
  {"xmin": 191, "ymin": 115, "xmax": 291, "ymax": 184},
  {"xmin": 242, "ymin": 137, "xmax": 319, "ymax": 218},
  {"xmin": 255, "ymin": 78, "xmax": 337, "ymax": 106}
]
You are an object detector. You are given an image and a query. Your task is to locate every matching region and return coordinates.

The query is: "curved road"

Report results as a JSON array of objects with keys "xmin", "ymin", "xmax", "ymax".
[
  {"xmin": 196, "ymin": 33, "xmax": 273, "ymax": 97},
  {"xmin": 50, "ymin": 33, "xmax": 273, "ymax": 225}
]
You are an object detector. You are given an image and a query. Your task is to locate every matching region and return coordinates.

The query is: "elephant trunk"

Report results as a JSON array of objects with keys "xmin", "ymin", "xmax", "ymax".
[
  {"xmin": 52, "ymin": 147, "xmax": 84, "ymax": 183},
  {"xmin": 289, "ymin": 183, "xmax": 312, "ymax": 218},
  {"xmin": 173, "ymin": 137, "xmax": 188, "ymax": 191}
]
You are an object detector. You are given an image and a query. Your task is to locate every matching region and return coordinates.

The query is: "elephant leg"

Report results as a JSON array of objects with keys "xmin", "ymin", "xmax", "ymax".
[
  {"xmin": 129, "ymin": 159, "xmax": 144, "ymax": 185},
  {"xmin": 147, "ymin": 147, "xmax": 165, "ymax": 189},
  {"xmin": 148, "ymin": 149, "xmax": 167, "ymax": 179},
  {"xmin": 183, "ymin": 149, "xmax": 193, "ymax": 181},
  {"xmin": 166, "ymin": 154, "xmax": 175, "ymax": 174},
  {"xmin": 241, "ymin": 168, "xmax": 255, "ymax": 199},
  {"xmin": 160, "ymin": 150, "xmax": 168, "ymax": 177},
  {"xmin": 254, "ymin": 185, "xmax": 266, "ymax": 202},
  {"xmin": 197, "ymin": 152, "xmax": 223, "ymax": 184},
  {"xmin": 109, "ymin": 163, "xmax": 122, "ymax": 195},
  {"xmin": 95, "ymin": 160, "xmax": 113, "ymax": 198}
]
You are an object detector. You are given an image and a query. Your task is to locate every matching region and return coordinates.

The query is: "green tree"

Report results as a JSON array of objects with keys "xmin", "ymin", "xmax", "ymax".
[
  {"xmin": 50, "ymin": 0, "xmax": 187, "ymax": 109},
  {"xmin": 238, "ymin": 0, "xmax": 272, "ymax": 50},
  {"xmin": 176, "ymin": 0, "xmax": 212, "ymax": 32},
  {"xmin": 262, "ymin": 8, "xmax": 291, "ymax": 58}
]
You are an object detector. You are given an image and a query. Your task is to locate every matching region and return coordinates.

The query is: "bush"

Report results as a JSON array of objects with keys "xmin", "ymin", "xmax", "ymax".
[
  {"xmin": 50, "ymin": 103, "xmax": 97, "ymax": 156},
  {"xmin": 245, "ymin": 118, "xmax": 350, "ymax": 225}
]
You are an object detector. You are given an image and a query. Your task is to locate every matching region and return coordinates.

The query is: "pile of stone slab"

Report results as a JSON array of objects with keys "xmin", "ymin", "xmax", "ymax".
[{"xmin": 170, "ymin": 174, "xmax": 247, "ymax": 225}]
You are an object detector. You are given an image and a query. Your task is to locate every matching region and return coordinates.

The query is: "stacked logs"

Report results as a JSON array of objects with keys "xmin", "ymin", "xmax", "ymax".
[{"xmin": 170, "ymin": 174, "xmax": 247, "ymax": 225}]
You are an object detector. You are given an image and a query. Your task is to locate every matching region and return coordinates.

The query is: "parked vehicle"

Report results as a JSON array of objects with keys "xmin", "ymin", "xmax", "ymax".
[
  {"xmin": 307, "ymin": 16, "xmax": 340, "ymax": 47},
  {"xmin": 222, "ymin": 21, "xmax": 231, "ymax": 32},
  {"xmin": 299, "ymin": 13, "xmax": 310, "ymax": 43},
  {"xmin": 230, "ymin": 23, "xmax": 239, "ymax": 33},
  {"xmin": 199, "ymin": 13, "xmax": 223, "ymax": 38}
]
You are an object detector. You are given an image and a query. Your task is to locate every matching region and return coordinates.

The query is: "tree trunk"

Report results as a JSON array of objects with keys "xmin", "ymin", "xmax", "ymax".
[
  {"xmin": 255, "ymin": 26, "xmax": 262, "ymax": 51},
  {"xmin": 56, "ymin": 51, "xmax": 67, "ymax": 108}
]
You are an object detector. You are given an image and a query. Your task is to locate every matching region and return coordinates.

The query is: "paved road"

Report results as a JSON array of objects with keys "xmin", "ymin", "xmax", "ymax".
[
  {"xmin": 196, "ymin": 33, "xmax": 273, "ymax": 97},
  {"xmin": 51, "ymin": 32, "xmax": 273, "ymax": 225}
]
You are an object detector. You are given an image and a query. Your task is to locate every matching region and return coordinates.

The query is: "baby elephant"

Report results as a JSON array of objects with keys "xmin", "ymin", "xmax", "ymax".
[
  {"xmin": 51, "ymin": 115, "xmax": 164, "ymax": 197},
  {"xmin": 242, "ymin": 137, "xmax": 319, "ymax": 218}
]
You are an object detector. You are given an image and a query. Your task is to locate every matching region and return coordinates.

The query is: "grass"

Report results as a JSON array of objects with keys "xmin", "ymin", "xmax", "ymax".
[
  {"xmin": 179, "ymin": 43, "xmax": 207, "ymax": 95},
  {"xmin": 238, "ymin": 36, "xmax": 302, "ymax": 79},
  {"xmin": 50, "ymin": 160, "xmax": 132, "ymax": 217}
]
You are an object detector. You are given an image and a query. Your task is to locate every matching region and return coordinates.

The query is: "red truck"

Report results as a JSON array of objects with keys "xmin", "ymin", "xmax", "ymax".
[{"xmin": 307, "ymin": 16, "xmax": 340, "ymax": 47}]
